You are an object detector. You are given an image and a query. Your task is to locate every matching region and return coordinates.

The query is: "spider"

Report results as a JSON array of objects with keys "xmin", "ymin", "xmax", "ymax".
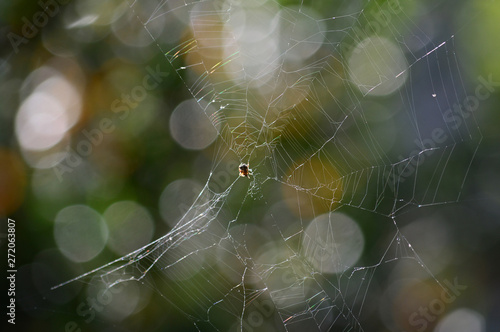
[{"xmin": 239, "ymin": 163, "xmax": 252, "ymax": 178}]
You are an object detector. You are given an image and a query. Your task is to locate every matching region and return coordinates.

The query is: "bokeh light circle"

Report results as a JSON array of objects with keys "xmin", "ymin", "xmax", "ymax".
[
  {"xmin": 54, "ymin": 205, "xmax": 108, "ymax": 262},
  {"xmin": 103, "ymin": 201, "xmax": 155, "ymax": 256},
  {"xmin": 169, "ymin": 99, "xmax": 219, "ymax": 150},
  {"xmin": 15, "ymin": 91, "xmax": 69, "ymax": 151},
  {"xmin": 159, "ymin": 178, "xmax": 208, "ymax": 228},
  {"xmin": 348, "ymin": 36, "xmax": 408, "ymax": 96},
  {"xmin": 435, "ymin": 308, "xmax": 485, "ymax": 332},
  {"xmin": 302, "ymin": 212, "xmax": 364, "ymax": 274}
]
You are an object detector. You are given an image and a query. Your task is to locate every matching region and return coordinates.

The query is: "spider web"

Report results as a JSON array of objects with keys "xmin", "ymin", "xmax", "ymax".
[{"xmin": 53, "ymin": 0, "xmax": 482, "ymax": 331}]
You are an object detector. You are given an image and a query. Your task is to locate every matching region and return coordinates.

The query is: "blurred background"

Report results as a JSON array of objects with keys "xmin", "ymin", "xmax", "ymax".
[{"xmin": 1, "ymin": 0, "xmax": 500, "ymax": 331}]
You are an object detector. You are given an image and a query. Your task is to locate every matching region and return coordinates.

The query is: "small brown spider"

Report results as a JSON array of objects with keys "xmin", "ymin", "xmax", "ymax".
[{"xmin": 239, "ymin": 163, "xmax": 252, "ymax": 178}]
